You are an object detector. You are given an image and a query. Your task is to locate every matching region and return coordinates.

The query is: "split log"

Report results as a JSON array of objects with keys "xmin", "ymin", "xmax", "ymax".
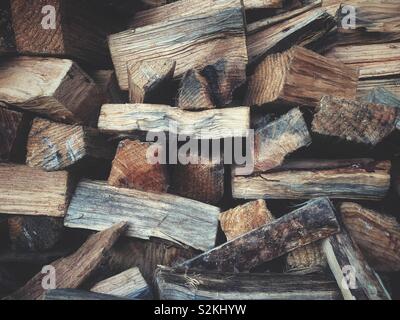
[
  {"xmin": 109, "ymin": 0, "xmax": 248, "ymax": 106},
  {"xmin": 363, "ymin": 88, "xmax": 400, "ymax": 109},
  {"xmin": 0, "ymin": 57, "xmax": 101, "ymax": 124},
  {"xmin": 26, "ymin": 118, "xmax": 116, "ymax": 171},
  {"xmin": 91, "ymin": 70, "xmax": 125, "ymax": 104},
  {"xmin": 8, "ymin": 222, "xmax": 127, "ymax": 300},
  {"xmin": 244, "ymin": 46, "xmax": 359, "ymax": 107},
  {"xmin": 322, "ymin": 228, "xmax": 391, "ymax": 300},
  {"xmin": 156, "ymin": 267, "xmax": 341, "ymax": 300},
  {"xmin": 64, "ymin": 180, "xmax": 220, "ymax": 251},
  {"xmin": 325, "ymin": 43, "xmax": 400, "ymax": 79},
  {"xmin": 98, "ymin": 104, "xmax": 250, "ymax": 139},
  {"xmin": 219, "ymin": 200, "xmax": 274, "ymax": 241},
  {"xmin": 357, "ymin": 78, "xmax": 400, "ymax": 99},
  {"xmin": 44, "ymin": 289, "xmax": 130, "ymax": 301},
  {"xmin": 0, "ymin": 107, "xmax": 31, "ymax": 162},
  {"xmin": 0, "ymin": 164, "xmax": 72, "ymax": 217},
  {"xmin": 253, "ymin": 108, "xmax": 311, "ymax": 172},
  {"xmin": 9, "ymin": 0, "xmax": 112, "ymax": 66},
  {"xmin": 170, "ymin": 156, "xmax": 224, "ymax": 205},
  {"xmin": 0, "ymin": 0, "xmax": 15, "ymax": 54},
  {"xmin": 179, "ymin": 198, "xmax": 340, "ymax": 272},
  {"xmin": 232, "ymin": 160, "xmax": 391, "ymax": 200},
  {"xmin": 91, "ymin": 267, "xmax": 151, "ymax": 299},
  {"xmin": 247, "ymin": 8, "xmax": 336, "ymax": 64},
  {"xmin": 286, "ymin": 241, "xmax": 327, "ymax": 275},
  {"xmin": 176, "ymin": 70, "xmax": 215, "ymax": 111},
  {"xmin": 340, "ymin": 202, "xmax": 400, "ymax": 272},
  {"xmin": 8, "ymin": 216, "xmax": 64, "ymax": 252},
  {"xmin": 127, "ymin": 59, "xmax": 176, "ymax": 104},
  {"xmin": 312, "ymin": 96, "xmax": 399, "ymax": 146},
  {"xmin": 108, "ymin": 139, "xmax": 169, "ymax": 193}
]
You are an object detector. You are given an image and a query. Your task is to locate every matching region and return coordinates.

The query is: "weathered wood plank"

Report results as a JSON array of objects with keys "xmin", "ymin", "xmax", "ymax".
[
  {"xmin": 0, "ymin": 57, "xmax": 101, "ymax": 124},
  {"xmin": 0, "ymin": 164, "xmax": 72, "ymax": 217},
  {"xmin": 245, "ymin": 46, "xmax": 359, "ymax": 107},
  {"xmin": 232, "ymin": 160, "xmax": 391, "ymax": 200},
  {"xmin": 64, "ymin": 180, "xmax": 220, "ymax": 251},
  {"xmin": 156, "ymin": 267, "xmax": 341, "ymax": 300},
  {"xmin": 179, "ymin": 198, "xmax": 339, "ymax": 272},
  {"xmin": 98, "ymin": 104, "xmax": 250, "ymax": 139},
  {"xmin": 8, "ymin": 222, "xmax": 127, "ymax": 300}
]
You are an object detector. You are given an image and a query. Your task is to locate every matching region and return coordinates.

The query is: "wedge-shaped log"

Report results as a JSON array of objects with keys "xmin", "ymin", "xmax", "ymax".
[
  {"xmin": 323, "ymin": 228, "xmax": 391, "ymax": 300},
  {"xmin": 26, "ymin": 118, "xmax": 115, "ymax": 171},
  {"xmin": 0, "ymin": 0, "xmax": 15, "ymax": 54},
  {"xmin": 253, "ymin": 108, "xmax": 311, "ymax": 172},
  {"xmin": 0, "ymin": 164, "xmax": 71, "ymax": 217},
  {"xmin": 247, "ymin": 8, "xmax": 336, "ymax": 64},
  {"xmin": 108, "ymin": 139, "xmax": 169, "ymax": 193},
  {"xmin": 98, "ymin": 104, "xmax": 250, "ymax": 139},
  {"xmin": 286, "ymin": 241, "xmax": 327, "ymax": 275},
  {"xmin": 312, "ymin": 96, "xmax": 399, "ymax": 146},
  {"xmin": 245, "ymin": 46, "xmax": 359, "ymax": 107},
  {"xmin": 91, "ymin": 267, "xmax": 151, "ymax": 299},
  {"xmin": 170, "ymin": 156, "xmax": 224, "ymax": 205},
  {"xmin": 64, "ymin": 180, "xmax": 220, "ymax": 251},
  {"xmin": 179, "ymin": 198, "xmax": 339, "ymax": 272},
  {"xmin": 0, "ymin": 57, "xmax": 101, "ymax": 124},
  {"xmin": 128, "ymin": 59, "xmax": 176, "ymax": 104},
  {"xmin": 156, "ymin": 267, "xmax": 341, "ymax": 300},
  {"xmin": 340, "ymin": 202, "xmax": 400, "ymax": 272},
  {"xmin": 109, "ymin": 1, "xmax": 248, "ymax": 106},
  {"xmin": 219, "ymin": 200, "xmax": 274, "ymax": 241},
  {"xmin": 8, "ymin": 222, "xmax": 127, "ymax": 300},
  {"xmin": 232, "ymin": 160, "xmax": 391, "ymax": 200},
  {"xmin": 325, "ymin": 43, "xmax": 400, "ymax": 79},
  {"xmin": 0, "ymin": 108, "xmax": 31, "ymax": 162}
]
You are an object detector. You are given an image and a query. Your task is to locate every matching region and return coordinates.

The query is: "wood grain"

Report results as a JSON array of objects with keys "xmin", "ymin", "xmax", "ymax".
[
  {"xmin": 357, "ymin": 78, "xmax": 400, "ymax": 99},
  {"xmin": 286, "ymin": 241, "xmax": 327, "ymax": 275}
]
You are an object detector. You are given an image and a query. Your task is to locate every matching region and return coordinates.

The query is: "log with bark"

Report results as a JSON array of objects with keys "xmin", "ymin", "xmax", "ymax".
[
  {"xmin": 156, "ymin": 267, "xmax": 341, "ymax": 300},
  {"xmin": 98, "ymin": 104, "xmax": 250, "ymax": 139},
  {"xmin": 179, "ymin": 197, "xmax": 339, "ymax": 272},
  {"xmin": 64, "ymin": 180, "xmax": 220, "ymax": 251},
  {"xmin": 245, "ymin": 46, "xmax": 359, "ymax": 107}
]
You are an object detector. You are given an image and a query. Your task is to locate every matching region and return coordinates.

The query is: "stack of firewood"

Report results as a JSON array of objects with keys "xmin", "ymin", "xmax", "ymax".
[{"xmin": 0, "ymin": 0, "xmax": 399, "ymax": 300}]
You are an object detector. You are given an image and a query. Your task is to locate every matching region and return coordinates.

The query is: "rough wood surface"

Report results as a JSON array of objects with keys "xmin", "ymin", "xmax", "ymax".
[
  {"xmin": 312, "ymin": 96, "xmax": 399, "ymax": 146},
  {"xmin": 219, "ymin": 200, "xmax": 274, "ymax": 241},
  {"xmin": 245, "ymin": 46, "xmax": 359, "ymax": 107},
  {"xmin": 233, "ymin": 160, "xmax": 391, "ymax": 200},
  {"xmin": 286, "ymin": 241, "xmax": 327, "ymax": 274},
  {"xmin": 8, "ymin": 216, "xmax": 64, "ymax": 252},
  {"xmin": 108, "ymin": 139, "xmax": 169, "ymax": 193},
  {"xmin": 0, "ymin": 0, "xmax": 15, "ymax": 54},
  {"xmin": 170, "ymin": 156, "xmax": 224, "ymax": 205},
  {"xmin": 0, "ymin": 57, "xmax": 101, "ymax": 124},
  {"xmin": 340, "ymin": 202, "xmax": 400, "ymax": 272},
  {"xmin": 0, "ymin": 107, "xmax": 31, "ymax": 162},
  {"xmin": 43, "ymin": 289, "xmax": 131, "ymax": 301},
  {"xmin": 0, "ymin": 164, "xmax": 72, "ymax": 217},
  {"xmin": 65, "ymin": 180, "xmax": 220, "ymax": 251},
  {"xmin": 128, "ymin": 59, "xmax": 176, "ymax": 104},
  {"xmin": 91, "ymin": 267, "xmax": 151, "ymax": 299},
  {"xmin": 98, "ymin": 104, "xmax": 250, "ymax": 139},
  {"xmin": 363, "ymin": 88, "xmax": 400, "ymax": 110},
  {"xmin": 357, "ymin": 78, "xmax": 400, "ymax": 99},
  {"xmin": 91, "ymin": 70, "xmax": 125, "ymax": 104},
  {"xmin": 26, "ymin": 118, "xmax": 115, "ymax": 171},
  {"xmin": 8, "ymin": 222, "xmax": 127, "ymax": 300},
  {"xmin": 253, "ymin": 108, "xmax": 311, "ymax": 172},
  {"xmin": 156, "ymin": 267, "xmax": 340, "ymax": 300},
  {"xmin": 109, "ymin": 0, "xmax": 248, "ymax": 106},
  {"xmin": 323, "ymin": 227, "xmax": 391, "ymax": 300},
  {"xmin": 247, "ymin": 8, "xmax": 335, "ymax": 64},
  {"xmin": 180, "ymin": 198, "xmax": 339, "ymax": 272}
]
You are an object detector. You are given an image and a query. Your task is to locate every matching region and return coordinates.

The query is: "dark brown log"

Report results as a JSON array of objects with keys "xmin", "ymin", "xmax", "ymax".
[
  {"xmin": 170, "ymin": 156, "xmax": 224, "ymax": 205},
  {"xmin": 0, "ymin": 107, "xmax": 31, "ymax": 162},
  {"xmin": 245, "ymin": 46, "xmax": 359, "ymax": 107},
  {"xmin": 91, "ymin": 70, "xmax": 126, "ymax": 104},
  {"xmin": 26, "ymin": 118, "xmax": 116, "ymax": 171},
  {"xmin": 286, "ymin": 241, "xmax": 327, "ymax": 275},
  {"xmin": 312, "ymin": 96, "xmax": 399, "ymax": 146},
  {"xmin": 219, "ymin": 200, "xmax": 274, "ymax": 241},
  {"xmin": 340, "ymin": 202, "xmax": 400, "ymax": 272},
  {"xmin": 8, "ymin": 216, "xmax": 64, "ymax": 253},
  {"xmin": 179, "ymin": 197, "xmax": 340, "ymax": 272},
  {"xmin": 156, "ymin": 267, "xmax": 341, "ymax": 300},
  {"xmin": 0, "ymin": 0, "xmax": 15, "ymax": 54},
  {"xmin": 43, "ymin": 289, "xmax": 131, "ymax": 301},
  {"xmin": 322, "ymin": 227, "xmax": 391, "ymax": 300},
  {"xmin": 108, "ymin": 139, "xmax": 169, "ymax": 193},
  {"xmin": 8, "ymin": 222, "xmax": 127, "ymax": 300}
]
